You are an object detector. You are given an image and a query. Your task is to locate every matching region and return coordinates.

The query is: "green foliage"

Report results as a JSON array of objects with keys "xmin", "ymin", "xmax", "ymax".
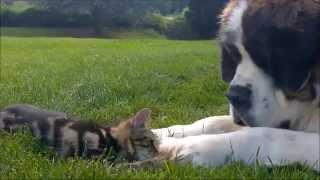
[
  {"xmin": 140, "ymin": 10, "xmax": 194, "ymax": 40},
  {"xmin": 186, "ymin": 0, "xmax": 228, "ymax": 39},
  {"xmin": 164, "ymin": 9, "xmax": 194, "ymax": 40},
  {"xmin": 0, "ymin": 27, "xmax": 164, "ymax": 39},
  {"xmin": 0, "ymin": 9, "xmax": 92, "ymax": 27},
  {"xmin": 1, "ymin": 0, "xmax": 230, "ymax": 39},
  {"xmin": 1, "ymin": 0, "xmax": 191, "ymax": 37},
  {"xmin": 142, "ymin": 12, "xmax": 169, "ymax": 33},
  {"xmin": 1, "ymin": 0, "xmax": 34, "ymax": 13},
  {"xmin": 0, "ymin": 36, "xmax": 318, "ymax": 178},
  {"xmin": 35, "ymin": 0, "xmax": 186, "ymax": 35}
]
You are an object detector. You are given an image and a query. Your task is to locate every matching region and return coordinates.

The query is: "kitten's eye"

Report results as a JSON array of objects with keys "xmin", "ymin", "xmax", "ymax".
[
  {"xmin": 131, "ymin": 137, "xmax": 147, "ymax": 141},
  {"xmin": 132, "ymin": 135, "xmax": 156, "ymax": 148},
  {"xmin": 131, "ymin": 137, "xmax": 149, "ymax": 146},
  {"xmin": 134, "ymin": 143, "xmax": 150, "ymax": 148}
]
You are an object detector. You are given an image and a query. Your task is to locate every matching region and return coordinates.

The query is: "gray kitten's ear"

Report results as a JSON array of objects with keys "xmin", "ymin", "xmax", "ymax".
[{"xmin": 130, "ymin": 108, "xmax": 151, "ymax": 129}]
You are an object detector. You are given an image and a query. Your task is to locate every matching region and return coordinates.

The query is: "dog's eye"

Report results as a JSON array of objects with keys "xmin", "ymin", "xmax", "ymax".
[
  {"xmin": 223, "ymin": 43, "xmax": 241, "ymax": 62},
  {"xmin": 284, "ymin": 83, "xmax": 315, "ymax": 101},
  {"xmin": 221, "ymin": 43, "xmax": 241, "ymax": 83}
]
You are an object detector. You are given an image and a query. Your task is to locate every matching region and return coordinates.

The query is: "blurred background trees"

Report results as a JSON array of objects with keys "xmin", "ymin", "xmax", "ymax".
[
  {"xmin": 187, "ymin": 0, "xmax": 227, "ymax": 39},
  {"xmin": 0, "ymin": 0, "xmax": 228, "ymax": 39}
]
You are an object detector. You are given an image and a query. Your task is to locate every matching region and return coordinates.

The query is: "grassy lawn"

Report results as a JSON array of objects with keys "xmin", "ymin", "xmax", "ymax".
[{"xmin": 0, "ymin": 37, "xmax": 318, "ymax": 179}]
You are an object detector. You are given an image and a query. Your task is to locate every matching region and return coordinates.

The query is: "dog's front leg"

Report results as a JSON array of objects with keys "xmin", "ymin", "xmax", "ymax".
[
  {"xmin": 157, "ymin": 128, "xmax": 319, "ymax": 172},
  {"xmin": 152, "ymin": 115, "xmax": 245, "ymax": 139}
]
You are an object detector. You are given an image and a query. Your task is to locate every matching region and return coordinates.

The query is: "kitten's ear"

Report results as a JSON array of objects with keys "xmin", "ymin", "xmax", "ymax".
[{"xmin": 130, "ymin": 108, "xmax": 151, "ymax": 129}]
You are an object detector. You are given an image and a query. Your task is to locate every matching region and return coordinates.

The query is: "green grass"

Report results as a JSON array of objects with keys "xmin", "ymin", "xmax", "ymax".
[{"xmin": 0, "ymin": 37, "xmax": 318, "ymax": 179}]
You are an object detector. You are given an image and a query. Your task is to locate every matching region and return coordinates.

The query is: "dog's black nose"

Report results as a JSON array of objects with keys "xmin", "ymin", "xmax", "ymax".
[{"xmin": 226, "ymin": 85, "xmax": 252, "ymax": 110}]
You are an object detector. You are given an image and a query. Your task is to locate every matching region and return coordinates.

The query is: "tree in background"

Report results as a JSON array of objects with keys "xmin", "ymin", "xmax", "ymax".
[
  {"xmin": 34, "ymin": 0, "xmax": 115, "ymax": 35},
  {"xmin": 186, "ymin": 0, "xmax": 227, "ymax": 39},
  {"xmin": 32, "ymin": 0, "xmax": 181, "ymax": 36},
  {"xmin": 1, "ymin": 0, "xmax": 228, "ymax": 39}
]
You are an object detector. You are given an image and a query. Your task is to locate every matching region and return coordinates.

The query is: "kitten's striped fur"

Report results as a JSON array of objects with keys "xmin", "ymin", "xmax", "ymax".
[{"xmin": 0, "ymin": 104, "xmax": 158, "ymax": 162}]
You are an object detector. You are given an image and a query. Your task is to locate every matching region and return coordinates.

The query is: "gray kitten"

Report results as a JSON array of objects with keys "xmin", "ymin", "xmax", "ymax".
[{"xmin": 0, "ymin": 104, "xmax": 158, "ymax": 162}]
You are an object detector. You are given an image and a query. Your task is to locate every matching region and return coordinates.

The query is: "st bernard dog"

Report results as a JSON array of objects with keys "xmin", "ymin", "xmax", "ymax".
[{"xmin": 150, "ymin": 0, "xmax": 320, "ymax": 171}]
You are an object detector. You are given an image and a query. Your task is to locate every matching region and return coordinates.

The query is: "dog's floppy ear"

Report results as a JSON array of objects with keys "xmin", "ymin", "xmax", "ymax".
[
  {"xmin": 274, "ymin": 1, "xmax": 320, "ymax": 92},
  {"xmin": 243, "ymin": 0, "xmax": 320, "ymax": 92},
  {"xmin": 274, "ymin": 54, "xmax": 317, "ymax": 92}
]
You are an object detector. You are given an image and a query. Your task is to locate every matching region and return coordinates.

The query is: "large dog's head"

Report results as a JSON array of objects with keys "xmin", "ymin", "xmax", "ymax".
[{"xmin": 219, "ymin": 0, "xmax": 320, "ymax": 132}]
